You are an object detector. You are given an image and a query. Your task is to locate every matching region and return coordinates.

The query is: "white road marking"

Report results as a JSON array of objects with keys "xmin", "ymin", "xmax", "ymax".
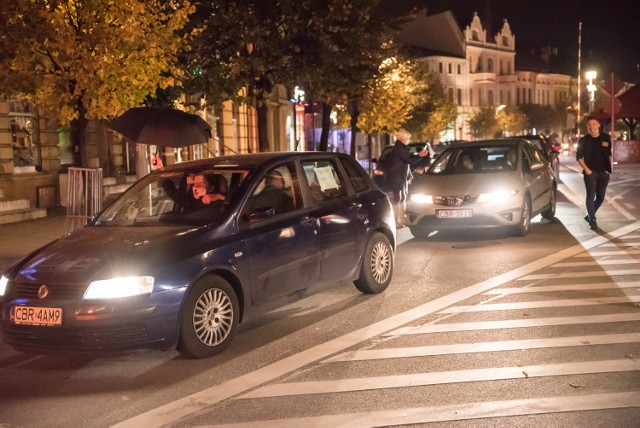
[
  {"xmin": 390, "ymin": 313, "xmax": 640, "ymax": 335},
  {"xmin": 207, "ymin": 392, "xmax": 640, "ymax": 427},
  {"xmin": 552, "ymin": 259, "xmax": 640, "ymax": 267},
  {"xmin": 484, "ymin": 281, "xmax": 640, "ymax": 294},
  {"xmin": 572, "ymin": 249, "xmax": 640, "ymax": 257},
  {"xmin": 113, "ymin": 220, "xmax": 640, "ymax": 428},
  {"xmin": 601, "ymin": 242, "xmax": 640, "ymax": 247},
  {"xmin": 240, "ymin": 359, "xmax": 640, "ymax": 398},
  {"xmin": 326, "ymin": 333, "xmax": 640, "ymax": 362},
  {"xmin": 519, "ymin": 268, "xmax": 640, "ymax": 280},
  {"xmin": 440, "ymin": 296, "xmax": 640, "ymax": 313}
]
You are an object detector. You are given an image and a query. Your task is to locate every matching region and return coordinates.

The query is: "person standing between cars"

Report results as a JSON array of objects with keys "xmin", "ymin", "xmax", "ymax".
[
  {"xmin": 576, "ymin": 115, "xmax": 612, "ymax": 230},
  {"xmin": 385, "ymin": 129, "xmax": 429, "ymax": 228}
]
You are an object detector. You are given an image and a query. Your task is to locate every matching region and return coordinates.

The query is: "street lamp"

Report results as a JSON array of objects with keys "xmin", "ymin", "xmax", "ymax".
[{"xmin": 585, "ymin": 70, "xmax": 597, "ymax": 113}]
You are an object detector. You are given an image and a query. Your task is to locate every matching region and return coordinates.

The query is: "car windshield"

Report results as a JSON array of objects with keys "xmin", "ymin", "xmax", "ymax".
[
  {"xmin": 428, "ymin": 145, "xmax": 517, "ymax": 175},
  {"xmin": 94, "ymin": 168, "xmax": 250, "ymax": 227}
]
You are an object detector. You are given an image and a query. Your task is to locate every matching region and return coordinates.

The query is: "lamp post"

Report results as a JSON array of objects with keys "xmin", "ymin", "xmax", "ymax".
[{"xmin": 585, "ymin": 70, "xmax": 597, "ymax": 113}]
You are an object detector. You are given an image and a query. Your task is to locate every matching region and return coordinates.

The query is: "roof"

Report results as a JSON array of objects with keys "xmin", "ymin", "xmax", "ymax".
[
  {"xmin": 617, "ymin": 84, "xmax": 640, "ymax": 118},
  {"xmin": 396, "ymin": 11, "xmax": 466, "ymax": 59}
]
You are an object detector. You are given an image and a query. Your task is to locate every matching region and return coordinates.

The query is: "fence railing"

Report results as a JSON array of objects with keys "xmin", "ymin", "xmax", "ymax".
[{"xmin": 64, "ymin": 167, "xmax": 103, "ymax": 235}]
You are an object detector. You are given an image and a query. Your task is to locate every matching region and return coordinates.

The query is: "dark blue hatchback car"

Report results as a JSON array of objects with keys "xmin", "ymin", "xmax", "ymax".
[{"xmin": 0, "ymin": 152, "xmax": 396, "ymax": 358}]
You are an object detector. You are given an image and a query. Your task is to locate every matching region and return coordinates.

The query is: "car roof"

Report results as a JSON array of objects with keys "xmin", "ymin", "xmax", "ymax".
[
  {"xmin": 157, "ymin": 152, "xmax": 348, "ymax": 173},
  {"xmin": 451, "ymin": 138, "xmax": 525, "ymax": 148}
]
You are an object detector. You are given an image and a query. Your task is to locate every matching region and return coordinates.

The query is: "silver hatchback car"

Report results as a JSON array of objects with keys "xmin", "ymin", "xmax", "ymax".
[{"xmin": 406, "ymin": 138, "xmax": 557, "ymax": 238}]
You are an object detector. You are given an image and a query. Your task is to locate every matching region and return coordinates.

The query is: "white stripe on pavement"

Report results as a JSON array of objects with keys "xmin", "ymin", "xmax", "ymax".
[
  {"xmin": 519, "ymin": 268, "xmax": 640, "ymax": 280},
  {"xmin": 326, "ymin": 333, "xmax": 640, "ymax": 362},
  {"xmin": 552, "ymin": 259, "xmax": 640, "ymax": 267},
  {"xmin": 389, "ymin": 313, "xmax": 640, "ymax": 335},
  {"xmin": 572, "ymin": 249, "xmax": 640, "ymax": 257},
  {"xmin": 440, "ymin": 296, "xmax": 640, "ymax": 313},
  {"xmin": 208, "ymin": 391, "xmax": 640, "ymax": 427},
  {"xmin": 484, "ymin": 281, "xmax": 640, "ymax": 295},
  {"xmin": 112, "ymin": 220, "xmax": 640, "ymax": 428},
  {"xmin": 239, "ymin": 359, "xmax": 640, "ymax": 398}
]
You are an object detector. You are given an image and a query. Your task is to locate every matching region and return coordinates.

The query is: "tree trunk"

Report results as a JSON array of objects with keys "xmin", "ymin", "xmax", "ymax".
[
  {"xmin": 257, "ymin": 99, "xmax": 269, "ymax": 152},
  {"xmin": 350, "ymin": 109, "xmax": 359, "ymax": 157},
  {"xmin": 70, "ymin": 98, "xmax": 88, "ymax": 167},
  {"xmin": 319, "ymin": 102, "xmax": 332, "ymax": 152}
]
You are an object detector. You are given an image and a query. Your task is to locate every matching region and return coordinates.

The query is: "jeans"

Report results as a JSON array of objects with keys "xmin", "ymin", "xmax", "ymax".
[{"xmin": 584, "ymin": 171, "xmax": 610, "ymax": 221}]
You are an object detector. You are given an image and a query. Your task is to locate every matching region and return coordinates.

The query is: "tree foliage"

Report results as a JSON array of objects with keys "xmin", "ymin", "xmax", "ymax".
[
  {"xmin": 357, "ymin": 57, "xmax": 427, "ymax": 135},
  {"xmin": 497, "ymin": 106, "xmax": 528, "ymax": 136},
  {"xmin": 404, "ymin": 71, "xmax": 457, "ymax": 140},
  {"xmin": 467, "ymin": 107, "xmax": 500, "ymax": 139},
  {"xmin": 0, "ymin": 0, "xmax": 193, "ymax": 165}
]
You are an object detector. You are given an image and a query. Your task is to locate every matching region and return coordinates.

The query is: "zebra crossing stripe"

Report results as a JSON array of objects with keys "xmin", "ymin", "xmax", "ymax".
[
  {"xmin": 326, "ymin": 333, "xmax": 640, "ymax": 362},
  {"xmin": 572, "ymin": 249, "xmax": 640, "ymax": 257},
  {"xmin": 551, "ymin": 259, "xmax": 640, "ymax": 267},
  {"xmin": 518, "ymin": 269, "xmax": 640, "ymax": 280},
  {"xmin": 484, "ymin": 281, "xmax": 640, "ymax": 294},
  {"xmin": 240, "ymin": 359, "xmax": 640, "ymax": 398},
  {"xmin": 440, "ymin": 295, "xmax": 640, "ymax": 313},
  {"xmin": 211, "ymin": 392, "xmax": 640, "ymax": 427},
  {"xmin": 390, "ymin": 313, "xmax": 640, "ymax": 335}
]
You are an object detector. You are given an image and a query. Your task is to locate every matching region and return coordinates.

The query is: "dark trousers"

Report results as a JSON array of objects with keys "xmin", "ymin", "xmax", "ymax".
[{"xmin": 584, "ymin": 171, "xmax": 610, "ymax": 220}]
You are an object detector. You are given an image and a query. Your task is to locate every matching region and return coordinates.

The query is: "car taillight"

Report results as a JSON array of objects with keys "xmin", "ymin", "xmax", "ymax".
[{"xmin": 373, "ymin": 169, "xmax": 384, "ymax": 176}]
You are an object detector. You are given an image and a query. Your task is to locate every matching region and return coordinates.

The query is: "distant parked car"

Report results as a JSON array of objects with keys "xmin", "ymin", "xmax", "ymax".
[
  {"xmin": 406, "ymin": 138, "xmax": 557, "ymax": 238},
  {"xmin": 372, "ymin": 142, "xmax": 433, "ymax": 191},
  {"xmin": 0, "ymin": 152, "xmax": 396, "ymax": 358},
  {"xmin": 519, "ymin": 134, "xmax": 561, "ymax": 180}
]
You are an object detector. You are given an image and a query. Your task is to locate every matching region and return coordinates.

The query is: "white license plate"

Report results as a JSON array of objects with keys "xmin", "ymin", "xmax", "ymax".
[
  {"xmin": 12, "ymin": 306, "xmax": 63, "ymax": 326},
  {"xmin": 436, "ymin": 209, "xmax": 473, "ymax": 219}
]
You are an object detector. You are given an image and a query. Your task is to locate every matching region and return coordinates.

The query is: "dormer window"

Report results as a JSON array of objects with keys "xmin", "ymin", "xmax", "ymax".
[
  {"xmin": 472, "ymin": 30, "xmax": 479, "ymax": 41},
  {"xmin": 502, "ymin": 35, "xmax": 509, "ymax": 46}
]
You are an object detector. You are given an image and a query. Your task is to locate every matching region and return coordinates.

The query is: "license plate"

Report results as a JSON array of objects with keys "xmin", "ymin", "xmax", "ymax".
[
  {"xmin": 11, "ymin": 306, "xmax": 63, "ymax": 326},
  {"xmin": 436, "ymin": 209, "xmax": 473, "ymax": 219}
]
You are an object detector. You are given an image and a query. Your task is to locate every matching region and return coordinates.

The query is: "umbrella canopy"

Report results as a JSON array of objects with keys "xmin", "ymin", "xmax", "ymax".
[{"xmin": 112, "ymin": 107, "xmax": 212, "ymax": 147}]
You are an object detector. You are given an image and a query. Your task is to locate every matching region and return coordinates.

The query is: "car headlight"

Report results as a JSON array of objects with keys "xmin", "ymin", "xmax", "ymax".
[
  {"xmin": 83, "ymin": 276, "xmax": 154, "ymax": 300},
  {"xmin": 0, "ymin": 275, "xmax": 8, "ymax": 296},
  {"xmin": 410, "ymin": 193, "xmax": 434, "ymax": 204},
  {"xmin": 477, "ymin": 190, "xmax": 518, "ymax": 203}
]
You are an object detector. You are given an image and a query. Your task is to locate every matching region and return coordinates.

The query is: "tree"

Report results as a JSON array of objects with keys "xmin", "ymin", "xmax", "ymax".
[
  {"xmin": 404, "ymin": 71, "xmax": 457, "ymax": 141},
  {"xmin": 357, "ymin": 57, "xmax": 427, "ymax": 136},
  {"xmin": 0, "ymin": 0, "xmax": 193, "ymax": 166},
  {"xmin": 467, "ymin": 107, "xmax": 500, "ymax": 139},
  {"xmin": 187, "ymin": 0, "xmax": 404, "ymax": 154},
  {"xmin": 496, "ymin": 106, "xmax": 528, "ymax": 136}
]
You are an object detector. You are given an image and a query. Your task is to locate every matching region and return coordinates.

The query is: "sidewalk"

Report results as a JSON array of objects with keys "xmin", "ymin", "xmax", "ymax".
[{"xmin": 0, "ymin": 207, "xmax": 68, "ymax": 272}]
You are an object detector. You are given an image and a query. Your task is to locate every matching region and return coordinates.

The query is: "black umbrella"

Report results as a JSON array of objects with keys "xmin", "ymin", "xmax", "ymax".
[{"xmin": 112, "ymin": 107, "xmax": 212, "ymax": 147}]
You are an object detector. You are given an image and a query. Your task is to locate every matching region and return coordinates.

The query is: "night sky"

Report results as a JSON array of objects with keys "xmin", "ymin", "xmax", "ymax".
[{"xmin": 382, "ymin": 0, "xmax": 640, "ymax": 84}]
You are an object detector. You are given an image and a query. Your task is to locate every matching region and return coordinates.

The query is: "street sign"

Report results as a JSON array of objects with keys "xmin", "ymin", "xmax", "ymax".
[{"xmin": 603, "ymin": 96, "xmax": 622, "ymax": 115}]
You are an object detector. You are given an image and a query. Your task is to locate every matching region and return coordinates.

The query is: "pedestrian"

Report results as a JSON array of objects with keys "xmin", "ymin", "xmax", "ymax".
[
  {"xmin": 385, "ymin": 129, "xmax": 429, "ymax": 228},
  {"xmin": 576, "ymin": 115, "xmax": 612, "ymax": 230}
]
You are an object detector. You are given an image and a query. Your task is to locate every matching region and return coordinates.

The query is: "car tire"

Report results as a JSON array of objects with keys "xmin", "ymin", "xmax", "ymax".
[
  {"xmin": 177, "ymin": 275, "xmax": 239, "ymax": 358},
  {"xmin": 541, "ymin": 186, "xmax": 557, "ymax": 220},
  {"xmin": 409, "ymin": 226, "xmax": 431, "ymax": 239},
  {"xmin": 354, "ymin": 232, "xmax": 393, "ymax": 294},
  {"xmin": 512, "ymin": 196, "xmax": 531, "ymax": 236}
]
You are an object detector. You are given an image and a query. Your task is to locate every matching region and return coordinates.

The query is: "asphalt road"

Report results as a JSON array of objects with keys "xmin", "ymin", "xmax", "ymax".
[{"xmin": 1, "ymin": 154, "xmax": 639, "ymax": 427}]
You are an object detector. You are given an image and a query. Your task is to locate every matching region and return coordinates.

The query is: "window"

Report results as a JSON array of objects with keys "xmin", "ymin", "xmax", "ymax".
[
  {"xmin": 488, "ymin": 90, "xmax": 494, "ymax": 106},
  {"xmin": 469, "ymin": 89, "xmax": 474, "ymax": 106},
  {"xmin": 487, "ymin": 58, "xmax": 494, "ymax": 73},
  {"xmin": 439, "ymin": 62, "xmax": 443, "ymax": 73},
  {"xmin": 301, "ymin": 159, "xmax": 347, "ymax": 205},
  {"xmin": 340, "ymin": 157, "xmax": 369, "ymax": 193},
  {"xmin": 457, "ymin": 88, "xmax": 462, "ymax": 105},
  {"xmin": 246, "ymin": 163, "xmax": 300, "ymax": 217},
  {"xmin": 472, "ymin": 30, "xmax": 479, "ymax": 41},
  {"xmin": 457, "ymin": 64, "xmax": 461, "ymax": 74},
  {"xmin": 448, "ymin": 63, "xmax": 452, "ymax": 74}
]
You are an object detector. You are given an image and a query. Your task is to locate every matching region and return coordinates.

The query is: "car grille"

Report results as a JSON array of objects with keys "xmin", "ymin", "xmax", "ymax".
[
  {"xmin": 10, "ymin": 281, "xmax": 85, "ymax": 300},
  {"xmin": 434, "ymin": 195, "xmax": 476, "ymax": 207},
  {"xmin": 2, "ymin": 323, "xmax": 151, "ymax": 351}
]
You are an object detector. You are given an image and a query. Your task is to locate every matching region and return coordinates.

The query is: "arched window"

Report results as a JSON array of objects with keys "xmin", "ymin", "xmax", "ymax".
[
  {"xmin": 502, "ymin": 35, "xmax": 509, "ymax": 46},
  {"xmin": 472, "ymin": 30, "xmax": 479, "ymax": 41}
]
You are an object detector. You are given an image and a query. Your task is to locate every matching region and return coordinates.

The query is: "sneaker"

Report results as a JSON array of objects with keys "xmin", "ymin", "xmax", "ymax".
[{"xmin": 589, "ymin": 220, "xmax": 598, "ymax": 230}]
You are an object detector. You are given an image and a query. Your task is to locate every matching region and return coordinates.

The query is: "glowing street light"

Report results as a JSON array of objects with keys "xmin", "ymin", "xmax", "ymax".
[{"xmin": 585, "ymin": 70, "xmax": 597, "ymax": 112}]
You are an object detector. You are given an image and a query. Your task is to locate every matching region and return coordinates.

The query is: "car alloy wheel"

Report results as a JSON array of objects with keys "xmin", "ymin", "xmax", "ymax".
[{"xmin": 354, "ymin": 232, "xmax": 393, "ymax": 294}]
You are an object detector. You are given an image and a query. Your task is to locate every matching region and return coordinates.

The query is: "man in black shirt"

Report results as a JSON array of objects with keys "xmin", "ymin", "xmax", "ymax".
[{"xmin": 576, "ymin": 115, "xmax": 612, "ymax": 230}]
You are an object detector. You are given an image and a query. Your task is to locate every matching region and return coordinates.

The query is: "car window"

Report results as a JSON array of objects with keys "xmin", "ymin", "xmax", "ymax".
[
  {"xmin": 429, "ymin": 145, "xmax": 517, "ymax": 174},
  {"xmin": 301, "ymin": 159, "xmax": 348, "ymax": 205},
  {"xmin": 244, "ymin": 163, "xmax": 301, "ymax": 218},
  {"xmin": 95, "ymin": 169, "xmax": 248, "ymax": 227},
  {"xmin": 340, "ymin": 156, "xmax": 369, "ymax": 193}
]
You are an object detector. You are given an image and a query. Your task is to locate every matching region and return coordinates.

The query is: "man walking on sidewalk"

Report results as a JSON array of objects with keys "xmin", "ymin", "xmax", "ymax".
[{"xmin": 576, "ymin": 115, "xmax": 612, "ymax": 230}]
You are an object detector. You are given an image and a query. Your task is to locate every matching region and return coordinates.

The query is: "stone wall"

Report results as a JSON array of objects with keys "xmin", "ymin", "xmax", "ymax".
[{"xmin": 613, "ymin": 140, "xmax": 640, "ymax": 164}]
